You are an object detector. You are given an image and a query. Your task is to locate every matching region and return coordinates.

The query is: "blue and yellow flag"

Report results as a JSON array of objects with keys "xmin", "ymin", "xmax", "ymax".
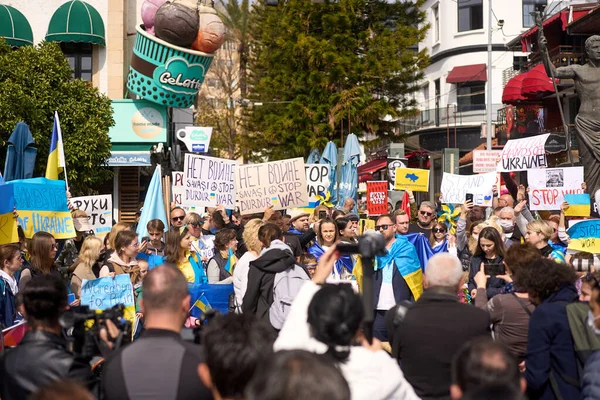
[
  {"xmin": 568, "ymin": 220, "xmax": 600, "ymax": 254},
  {"xmin": 45, "ymin": 112, "xmax": 65, "ymax": 180},
  {"xmin": 564, "ymin": 194, "xmax": 591, "ymax": 217},
  {"xmin": 190, "ymin": 294, "xmax": 212, "ymax": 314},
  {"xmin": 224, "ymin": 248, "xmax": 237, "ymax": 275},
  {"xmin": 375, "ymin": 234, "xmax": 423, "ymax": 300}
]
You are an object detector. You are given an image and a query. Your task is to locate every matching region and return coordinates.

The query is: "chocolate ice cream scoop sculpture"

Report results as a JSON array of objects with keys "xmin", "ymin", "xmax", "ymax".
[{"xmin": 127, "ymin": 0, "xmax": 226, "ymax": 108}]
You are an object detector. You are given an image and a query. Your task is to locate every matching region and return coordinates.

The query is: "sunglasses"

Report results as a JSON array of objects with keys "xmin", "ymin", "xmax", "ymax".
[
  {"xmin": 432, "ymin": 228, "xmax": 446, "ymax": 233},
  {"xmin": 189, "ymin": 222, "xmax": 201, "ymax": 228},
  {"xmin": 420, "ymin": 211, "xmax": 433, "ymax": 217},
  {"xmin": 375, "ymin": 224, "xmax": 392, "ymax": 231},
  {"xmin": 171, "ymin": 216, "xmax": 185, "ymax": 222}
]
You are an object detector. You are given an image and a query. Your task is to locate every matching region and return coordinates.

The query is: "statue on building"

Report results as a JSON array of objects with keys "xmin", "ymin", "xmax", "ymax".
[{"xmin": 538, "ymin": 21, "xmax": 600, "ymax": 198}]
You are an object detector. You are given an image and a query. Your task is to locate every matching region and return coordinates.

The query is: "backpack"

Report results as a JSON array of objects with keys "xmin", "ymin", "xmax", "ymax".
[
  {"xmin": 269, "ymin": 264, "xmax": 310, "ymax": 330},
  {"xmin": 566, "ymin": 302, "xmax": 600, "ymax": 375}
]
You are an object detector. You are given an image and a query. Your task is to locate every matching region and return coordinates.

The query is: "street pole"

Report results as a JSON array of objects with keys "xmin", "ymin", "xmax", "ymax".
[{"xmin": 486, "ymin": 0, "xmax": 493, "ymax": 151}]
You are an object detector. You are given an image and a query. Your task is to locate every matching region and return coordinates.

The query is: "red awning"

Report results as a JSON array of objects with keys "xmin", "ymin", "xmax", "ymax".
[
  {"xmin": 521, "ymin": 64, "xmax": 558, "ymax": 97},
  {"xmin": 502, "ymin": 74, "xmax": 527, "ymax": 105},
  {"xmin": 446, "ymin": 64, "xmax": 487, "ymax": 83},
  {"xmin": 520, "ymin": 11, "xmax": 568, "ymax": 52},
  {"xmin": 358, "ymin": 158, "xmax": 387, "ymax": 174}
]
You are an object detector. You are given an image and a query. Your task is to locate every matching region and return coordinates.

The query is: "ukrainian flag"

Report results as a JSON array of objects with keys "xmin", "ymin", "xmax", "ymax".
[
  {"xmin": 191, "ymin": 294, "xmax": 212, "ymax": 314},
  {"xmin": 224, "ymin": 248, "xmax": 237, "ymax": 275},
  {"xmin": 375, "ymin": 234, "xmax": 423, "ymax": 300},
  {"xmin": 45, "ymin": 112, "xmax": 65, "ymax": 180},
  {"xmin": 564, "ymin": 193, "xmax": 591, "ymax": 217}
]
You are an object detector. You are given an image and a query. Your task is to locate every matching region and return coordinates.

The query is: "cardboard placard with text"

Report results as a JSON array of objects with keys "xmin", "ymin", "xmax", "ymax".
[
  {"xmin": 367, "ymin": 181, "xmax": 388, "ymax": 215},
  {"xmin": 305, "ymin": 164, "xmax": 330, "ymax": 208},
  {"xmin": 527, "ymin": 167, "xmax": 584, "ymax": 211},
  {"xmin": 440, "ymin": 172, "xmax": 496, "ymax": 206},
  {"xmin": 235, "ymin": 158, "xmax": 308, "ymax": 215},
  {"xmin": 473, "ymin": 150, "xmax": 502, "ymax": 173},
  {"xmin": 394, "ymin": 168, "xmax": 429, "ymax": 192},
  {"xmin": 497, "ymin": 134, "xmax": 549, "ymax": 172},
  {"xmin": 182, "ymin": 154, "xmax": 238, "ymax": 209},
  {"xmin": 71, "ymin": 195, "xmax": 112, "ymax": 237}
]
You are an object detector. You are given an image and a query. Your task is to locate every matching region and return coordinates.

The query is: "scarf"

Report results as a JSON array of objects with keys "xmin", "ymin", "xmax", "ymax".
[
  {"xmin": 288, "ymin": 228, "xmax": 304, "ymax": 235},
  {"xmin": 0, "ymin": 270, "xmax": 17, "ymax": 295},
  {"xmin": 376, "ymin": 235, "xmax": 423, "ymax": 300},
  {"xmin": 308, "ymin": 242, "xmax": 354, "ymax": 275}
]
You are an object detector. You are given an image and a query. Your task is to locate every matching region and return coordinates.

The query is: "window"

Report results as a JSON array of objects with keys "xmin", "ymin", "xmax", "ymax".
[
  {"xmin": 457, "ymin": 83, "xmax": 485, "ymax": 112},
  {"xmin": 433, "ymin": 4, "xmax": 440, "ymax": 43},
  {"xmin": 523, "ymin": 0, "xmax": 547, "ymax": 28},
  {"xmin": 458, "ymin": 0, "xmax": 483, "ymax": 32},
  {"xmin": 61, "ymin": 43, "xmax": 93, "ymax": 81}
]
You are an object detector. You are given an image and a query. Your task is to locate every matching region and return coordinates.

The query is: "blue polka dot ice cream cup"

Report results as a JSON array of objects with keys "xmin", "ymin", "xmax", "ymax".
[{"xmin": 127, "ymin": 25, "xmax": 214, "ymax": 109}]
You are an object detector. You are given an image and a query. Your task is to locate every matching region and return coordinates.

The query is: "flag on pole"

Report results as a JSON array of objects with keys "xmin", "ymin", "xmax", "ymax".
[
  {"xmin": 190, "ymin": 294, "xmax": 212, "ymax": 314},
  {"xmin": 45, "ymin": 112, "xmax": 66, "ymax": 180},
  {"xmin": 136, "ymin": 165, "xmax": 168, "ymax": 239},
  {"xmin": 224, "ymin": 248, "xmax": 237, "ymax": 275}
]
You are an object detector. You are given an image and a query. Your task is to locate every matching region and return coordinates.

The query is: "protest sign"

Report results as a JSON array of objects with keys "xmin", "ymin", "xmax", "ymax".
[
  {"xmin": 367, "ymin": 181, "xmax": 388, "ymax": 215},
  {"xmin": 394, "ymin": 168, "xmax": 429, "ymax": 192},
  {"xmin": 387, "ymin": 158, "xmax": 407, "ymax": 191},
  {"xmin": 172, "ymin": 171, "xmax": 203, "ymax": 213},
  {"xmin": 497, "ymin": 134, "xmax": 549, "ymax": 172},
  {"xmin": 183, "ymin": 154, "xmax": 237, "ymax": 209},
  {"xmin": 9, "ymin": 178, "xmax": 74, "ymax": 239},
  {"xmin": 81, "ymin": 274, "xmax": 135, "ymax": 310},
  {"xmin": 527, "ymin": 167, "xmax": 584, "ymax": 211},
  {"xmin": 0, "ymin": 184, "xmax": 18, "ymax": 245},
  {"xmin": 235, "ymin": 158, "xmax": 308, "ymax": 215},
  {"xmin": 567, "ymin": 219, "xmax": 600, "ymax": 254},
  {"xmin": 564, "ymin": 193, "xmax": 591, "ymax": 217},
  {"xmin": 2, "ymin": 320, "xmax": 27, "ymax": 348},
  {"xmin": 473, "ymin": 150, "xmax": 502, "ymax": 173},
  {"xmin": 305, "ymin": 164, "xmax": 330, "ymax": 208},
  {"xmin": 440, "ymin": 172, "xmax": 496, "ymax": 206},
  {"xmin": 359, "ymin": 218, "xmax": 376, "ymax": 234},
  {"xmin": 71, "ymin": 195, "xmax": 112, "ymax": 237}
]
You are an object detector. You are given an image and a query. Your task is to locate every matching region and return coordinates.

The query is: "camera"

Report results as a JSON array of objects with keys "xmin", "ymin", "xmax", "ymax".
[{"xmin": 60, "ymin": 304, "xmax": 132, "ymax": 359}]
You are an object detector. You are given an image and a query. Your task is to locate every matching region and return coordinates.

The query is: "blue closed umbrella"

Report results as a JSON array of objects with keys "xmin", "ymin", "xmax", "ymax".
[
  {"xmin": 136, "ymin": 165, "xmax": 168, "ymax": 239},
  {"xmin": 336, "ymin": 134, "xmax": 360, "ymax": 213},
  {"xmin": 320, "ymin": 141, "xmax": 338, "ymax": 204},
  {"xmin": 4, "ymin": 122, "xmax": 37, "ymax": 182},
  {"xmin": 306, "ymin": 148, "xmax": 321, "ymax": 164}
]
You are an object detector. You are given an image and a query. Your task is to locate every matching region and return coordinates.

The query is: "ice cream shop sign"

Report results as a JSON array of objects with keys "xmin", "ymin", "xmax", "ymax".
[{"xmin": 154, "ymin": 58, "xmax": 205, "ymax": 94}]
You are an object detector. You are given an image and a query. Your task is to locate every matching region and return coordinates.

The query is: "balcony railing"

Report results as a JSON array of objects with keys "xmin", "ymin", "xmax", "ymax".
[
  {"xmin": 398, "ymin": 104, "xmax": 505, "ymax": 134},
  {"xmin": 527, "ymin": 45, "xmax": 587, "ymax": 70}
]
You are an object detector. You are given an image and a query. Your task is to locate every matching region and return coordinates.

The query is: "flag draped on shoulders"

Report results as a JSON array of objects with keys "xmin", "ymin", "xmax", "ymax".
[
  {"xmin": 405, "ymin": 233, "xmax": 448, "ymax": 271},
  {"xmin": 308, "ymin": 241, "xmax": 354, "ymax": 275},
  {"xmin": 45, "ymin": 112, "xmax": 65, "ymax": 180},
  {"xmin": 376, "ymin": 234, "xmax": 423, "ymax": 300}
]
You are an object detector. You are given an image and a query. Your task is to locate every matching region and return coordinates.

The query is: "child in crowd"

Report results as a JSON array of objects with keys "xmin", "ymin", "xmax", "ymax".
[
  {"xmin": 144, "ymin": 219, "xmax": 165, "ymax": 256},
  {"xmin": 132, "ymin": 258, "xmax": 149, "ymax": 339},
  {"xmin": 301, "ymin": 253, "xmax": 317, "ymax": 279}
]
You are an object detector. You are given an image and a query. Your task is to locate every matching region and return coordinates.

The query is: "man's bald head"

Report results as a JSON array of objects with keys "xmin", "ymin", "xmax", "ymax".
[{"xmin": 142, "ymin": 264, "xmax": 189, "ymax": 313}]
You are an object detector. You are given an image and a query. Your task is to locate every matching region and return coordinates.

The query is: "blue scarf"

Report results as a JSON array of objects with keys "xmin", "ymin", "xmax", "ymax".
[
  {"xmin": 189, "ymin": 253, "xmax": 208, "ymax": 284},
  {"xmin": 288, "ymin": 228, "xmax": 304, "ymax": 235},
  {"xmin": 307, "ymin": 242, "xmax": 354, "ymax": 275}
]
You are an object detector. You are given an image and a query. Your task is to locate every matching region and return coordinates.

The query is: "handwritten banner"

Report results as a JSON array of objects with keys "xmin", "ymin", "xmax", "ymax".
[
  {"xmin": 9, "ymin": 178, "xmax": 74, "ymax": 239},
  {"xmin": 71, "ymin": 195, "xmax": 112, "ymax": 237},
  {"xmin": 0, "ymin": 184, "xmax": 18, "ymax": 245},
  {"xmin": 394, "ymin": 167, "xmax": 429, "ymax": 192},
  {"xmin": 473, "ymin": 150, "xmax": 502, "ymax": 173},
  {"xmin": 235, "ymin": 158, "xmax": 308, "ymax": 215},
  {"xmin": 527, "ymin": 167, "xmax": 584, "ymax": 211},
  {"xmin": 367, "ymin": 181, "xmax": 388, "ymax": 215},
  {"xmin": 567, "ymin": 219, "xmax": 600, "ymax": 254},
  {"xmin": 81, "ymin": 275, "xmax": 134, "ymax": 310},
  {"xmin": 305, "ymin": 164, "xmax": 330, "ymax": 208},
  {"xmin": 497, "ymin": 134, "xmax": 549, "ymax": 172},
  {"xmin": 183, "ymin": 154, "xmax": 237, "ymax": 209},
  {"xmin": 440, "ymin": 172, "xmax": 496, "ymax": 206},
  {"xmin": 172, "ymin": 171, "xmax": 203, "ymax": 213}
]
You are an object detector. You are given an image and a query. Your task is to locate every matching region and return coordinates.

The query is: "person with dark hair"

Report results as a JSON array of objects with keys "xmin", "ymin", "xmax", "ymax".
[
  {"xmin": 99, "ymin": 230, "xmax": 139, "ymax": 278},
  {"xmin": 144, "ymin": 219, "xmax": 166, "ymax": 256},
  {"xmin": 336, "ymin": 217, "xmax": 355, "ymax": 243},
  {"xmin": 102, "ymin": 265, "xmax": 212, "ymax": 400},
  {"xmin": 519, "ymin": 258, "xmax": 580, "ymax": 400},
  {"xmin": 242, "ymin": 223, "xmax": 309, "ymax": 328},
  {"xmin": 0, "ymin": 244, "xmax": 22, "ymax": 328},
  {"xmin": 207, "ymin": 228, "xmax": 237, "ymax": 284},
  {"xmin": 308, "ymin": 218, "xmax": 353, "ymax": 281},
  {"xmin": 198, "ymin": 313, "xmax": 276, "ymax": 399},
  {"xmin": 31, "ymin": 380, "xmax": 94, "ymax": 400},
  {"xmin": 165, "ymin": 226, "xmax": 207, "ymax": 284},
  {"xmin": 18, "ymin": 232, "xmax": 60, "ymax": 291},
  {"xmin": 246, "ymin": 350, "xmax": 350, "ymax": 400},
  {"xmin": 275, "ymin": 246, "xmax": 419, "ymax": 400},
  {"xmin": 461, "ymin": 384, "xmax": 523, "ymax": 400},
  {"xmin": 386, "ymin": 253, "xmax": 490, "ymax": 399},
  {"xmin": 582, "ymin": 276, "xmax": 600, "ymax": 399},
  {"xmin": 450, "ymin": 337, "xmax": 526, "ymax": 400},
  {"xmin": 0, "ymin": 275, "xmax": 93, "ymax": 400},
  {"xmin": 468, "ymin": 226, "xmax": 507, "ymax": 300},
  {"xmin": 473, "ymin": 243, "xmax": 540, "ymax": 363}
]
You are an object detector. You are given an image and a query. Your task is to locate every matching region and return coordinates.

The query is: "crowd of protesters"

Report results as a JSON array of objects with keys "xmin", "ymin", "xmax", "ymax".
[{"xmin": 1, "ymin": 173, "xmax": 600, "ymax": 400}]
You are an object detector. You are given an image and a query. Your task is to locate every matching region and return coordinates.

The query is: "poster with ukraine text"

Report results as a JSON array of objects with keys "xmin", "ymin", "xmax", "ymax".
[
  {"xmin": 8, "ymin": 178, "xmax": 75, "ymax": 239},
  {"xmin": 0, "ymin": 184, "xmax": 18, "ymax": 245}
]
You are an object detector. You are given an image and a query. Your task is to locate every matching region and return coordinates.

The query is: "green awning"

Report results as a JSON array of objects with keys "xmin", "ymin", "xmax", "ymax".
[
  {"xmin": 45, "ymin": 0, "xmax": 105, "ymax": 46},
  {"xmin": 0, "ymin": 5, "xmax": 33, "ymax": 47}
]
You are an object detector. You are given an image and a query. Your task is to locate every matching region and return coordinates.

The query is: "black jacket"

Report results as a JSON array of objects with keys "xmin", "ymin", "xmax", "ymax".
[
  {"xmin": 386, "ymin": 289, "xmax": 491, "ymax": 400},
  {"xmin": 0, "ymin": 330, "xmax": 93, "ymax": 400},
  {"xmin": 467, "ymin": 255, "xmax": 505, "ymax": 299},
  {"xmin": 242, "ymin": 246, "xmax": 297, "ymax": 323}
]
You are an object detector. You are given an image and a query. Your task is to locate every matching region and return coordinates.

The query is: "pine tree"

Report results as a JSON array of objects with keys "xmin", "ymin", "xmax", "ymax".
[{"xmin": 245, "ymin": 0, "xmax": 429, "ymax": 160}]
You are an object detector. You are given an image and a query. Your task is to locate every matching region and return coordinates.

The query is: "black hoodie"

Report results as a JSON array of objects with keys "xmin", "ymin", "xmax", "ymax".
[{"xmin": 242, "ymin": 245, "xmax": 298, "ymax": 325}]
